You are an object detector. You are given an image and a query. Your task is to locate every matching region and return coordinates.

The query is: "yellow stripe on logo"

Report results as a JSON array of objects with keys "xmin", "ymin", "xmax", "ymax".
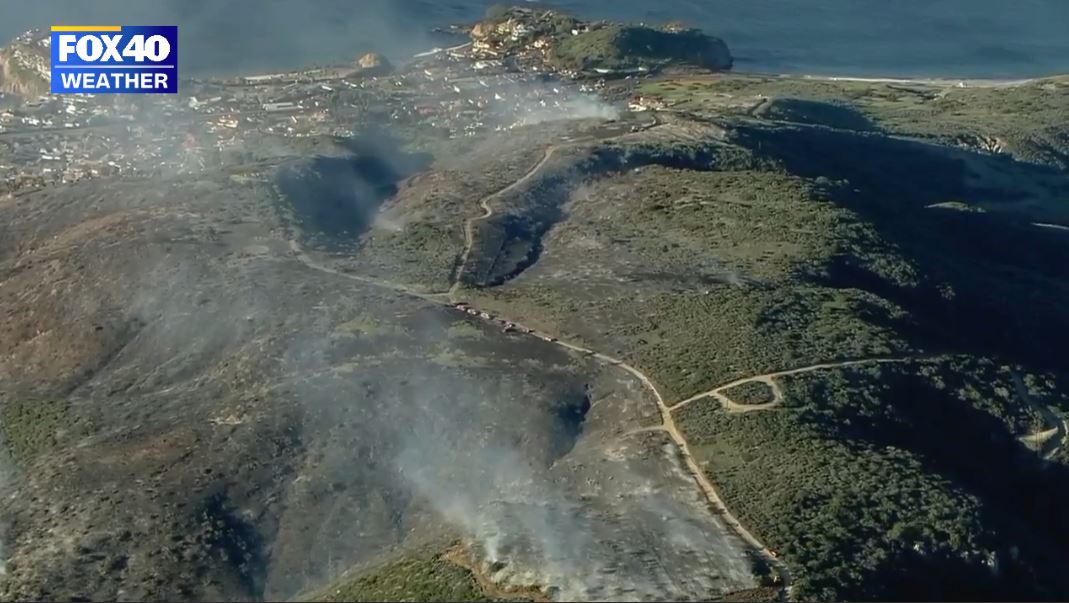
[{"xmin": 51, "ymin": 25, "xmax": 122, "ymax": 32}]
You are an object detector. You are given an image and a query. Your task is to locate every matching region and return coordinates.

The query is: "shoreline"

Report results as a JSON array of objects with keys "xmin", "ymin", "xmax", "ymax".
[
  {"xmin": 406, "ymin": 39, "xmax": 1061, "ymax": 86},
  {"xmin": 667, "ymin": 67, "xmax": 1060, "ymax": 88},
  {"xmin": 791, "ymin": 73, "xmax": 1044, "ymax": 88}
]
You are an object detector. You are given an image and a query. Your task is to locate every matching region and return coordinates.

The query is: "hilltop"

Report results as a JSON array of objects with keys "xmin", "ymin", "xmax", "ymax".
[{"xmin": 469, "ymin": 7, "xmax": 732, "ymax": 76}]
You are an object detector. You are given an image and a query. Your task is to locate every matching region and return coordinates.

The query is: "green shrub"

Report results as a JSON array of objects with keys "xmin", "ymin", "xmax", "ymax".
[{"xmin": 0, "ymin": 399, "xmax": 69, "ymax": 461}]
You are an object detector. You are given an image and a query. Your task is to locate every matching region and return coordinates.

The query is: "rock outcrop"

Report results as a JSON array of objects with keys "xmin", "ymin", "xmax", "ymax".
[{"xmin": 355, "ymin": 52, "xmax": 393, "ymax": 75}]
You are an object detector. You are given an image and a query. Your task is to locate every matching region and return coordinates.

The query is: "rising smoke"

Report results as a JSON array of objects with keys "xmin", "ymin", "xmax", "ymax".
[
  {"xmin": 392, "ymin": 397, "xmax": 597, "ymax": 583},
  {"xmin": 387, "ymin": 364, "xmax": 758, "ymax": 600},
  {"xmin": 513, "ymin": 94, "xmax": 622, "ymax": 127},
  {"xmin": 0, "ymin": 2, "xmax": 754, "ymax": 600}
]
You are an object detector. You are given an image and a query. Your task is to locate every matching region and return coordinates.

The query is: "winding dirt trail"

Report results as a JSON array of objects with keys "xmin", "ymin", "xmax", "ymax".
[
  {"xmin": 671, "ymin": 357, "xmax": 918, "ymax": 414},
  {"xmin": 283, "ymin": 109, "xmax": 1069, "ymax": 599},
  {"xmin": 553, "ymin": 339, "xmax": 793, "ymax": 583},
  {"xmin": 441, "ymin": 146, "xmax": 793, "ymax": 587},
  {"xmin": 289, "ymin": 131, "xmax": 791, "ymax": 592},
  {"xmin": 293, "ymin": 235, "xmax": 792, "ymax": 589},
  {"xmin": 449, "ymin": 145, "xmax": 560, "ymax": 297}
]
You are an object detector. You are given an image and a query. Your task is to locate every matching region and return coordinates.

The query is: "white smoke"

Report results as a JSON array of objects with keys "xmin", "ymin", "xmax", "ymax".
[
  {"xmin": 516, "ymin": 95, "xmax": 622, "ymax": 126},
  {"xmin": 395, "ymin": 423, "xmax": 599, "ymax": 579}
]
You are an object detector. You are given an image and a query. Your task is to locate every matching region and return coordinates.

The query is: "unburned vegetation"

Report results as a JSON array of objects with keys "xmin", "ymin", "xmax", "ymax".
[
  {"xmin": 677, "ymin": 357, "xmax": 1069, "ymax": 600},
  {"xmin": 721, "ymin": 381, "xmax": 775, "ymax": 406},
  {"xmin": 465, "ymin": 159, "xmax": 912, "ymax": 402},
  {"xmin": 0, "ymin": 399, "xmax": 70, "ymax": 462},
  {"xmin": 321, "ymin": 549, "xmax": 490, "ymax": 603}
]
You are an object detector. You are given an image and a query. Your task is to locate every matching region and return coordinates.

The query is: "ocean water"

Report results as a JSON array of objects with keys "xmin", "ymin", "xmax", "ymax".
[{"xmin": 3, "ymin": 0, "xmax": 1069, "ymax": 78}]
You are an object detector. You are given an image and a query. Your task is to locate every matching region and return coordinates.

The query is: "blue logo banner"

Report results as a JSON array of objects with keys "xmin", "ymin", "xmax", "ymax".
[{"xmin": 50, "ymin": 26, "xmax": 178, "ymax": 94}]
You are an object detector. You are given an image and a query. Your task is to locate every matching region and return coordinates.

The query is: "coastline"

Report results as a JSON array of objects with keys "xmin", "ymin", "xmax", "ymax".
[
  {"xmin": 405, "ymin": 37, "xmax": 1062, "ymax": 87},
  {"xmin": 793, "ymin": 73, "xmax": 1044, "ymax": 88}
]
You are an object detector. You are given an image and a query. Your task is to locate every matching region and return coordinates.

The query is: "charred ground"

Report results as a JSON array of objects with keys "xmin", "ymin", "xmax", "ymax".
[{"xmin": 2, "ymin": 6, "xmax": 1069, "ymax": 603}]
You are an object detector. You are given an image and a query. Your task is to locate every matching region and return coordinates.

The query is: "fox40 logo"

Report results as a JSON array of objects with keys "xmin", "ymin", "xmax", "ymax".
[{"xmin": 50, "ymin": 26, "xmax": 178, "ymax": 94}]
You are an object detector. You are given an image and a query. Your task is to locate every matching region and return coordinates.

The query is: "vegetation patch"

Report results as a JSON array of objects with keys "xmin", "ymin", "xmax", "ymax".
[
  {"xmin": 678, "ymin": 358, "xmax": 1069, "ymax": 600},
  {"xmin": 352, "ymin": 223, "xmax": 461, "ymax": 293},
  {"xmin": 0, "ymin": 399, "xmax": 70, "ymax": 461},
  {"xmin": 721, "ymin": 381, "xmax": 776, "ymax": 406},
  {"xmin": 551, "ymin": 25, "xmax": 731, "ymax": 72},
  {"xmin": 322, "ymin": 551, "xmax": 490, "ymax": 603},
  {"xmin": 471, "ymin": 163, "xmax": 912, "ymax": 401}
]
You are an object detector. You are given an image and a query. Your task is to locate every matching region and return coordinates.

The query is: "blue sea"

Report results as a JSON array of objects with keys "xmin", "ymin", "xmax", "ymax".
[{"xmin": 3, "ymin": 0, "xmax": 1069, "ymax": 78}]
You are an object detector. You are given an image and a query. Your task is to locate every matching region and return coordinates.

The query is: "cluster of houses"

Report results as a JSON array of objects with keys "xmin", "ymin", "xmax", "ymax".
[{"xmin": 1, "ymin": 19, "xmax": 675, "ymax": 194}]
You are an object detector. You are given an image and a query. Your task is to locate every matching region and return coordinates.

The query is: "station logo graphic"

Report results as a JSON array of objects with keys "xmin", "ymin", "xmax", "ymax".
[{"xmin": 50, "ymin": 26, "xmax": 178, "ymax": 94}]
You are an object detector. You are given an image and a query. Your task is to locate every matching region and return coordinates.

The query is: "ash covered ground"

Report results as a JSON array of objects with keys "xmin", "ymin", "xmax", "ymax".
[
  {"xmin": 0, "ymin": 8, "xmax": 764, "ymax": 602},
  {"xmin": 0, "ymin": 116, "xmax": 759, "ymax": 602}
]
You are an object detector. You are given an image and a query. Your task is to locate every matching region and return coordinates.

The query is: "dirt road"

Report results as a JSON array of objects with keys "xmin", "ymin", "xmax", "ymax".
[
  {"xmin": 671, "ymin": 357, "xmax": 918, "ymax": 413},
  {"xmin": 442, "ymin": 159, "xmax": 793, "ymax": 586},
  {"xmin": 290, "ymin": 131, "xmax": 792, "ymax": 591},
  {"xmin": 291, "ymin": 240, "xmax": 793, "ymax": 588},
  {"xmin": 556, "ymin": 339, "xmax": 793, "ymax": 584}
]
